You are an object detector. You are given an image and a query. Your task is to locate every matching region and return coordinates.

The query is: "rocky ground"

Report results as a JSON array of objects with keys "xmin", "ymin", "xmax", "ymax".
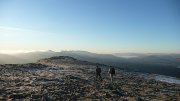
[{"xmin": 0, "ymin": 56, "xmax": 180, "ymax": 101}]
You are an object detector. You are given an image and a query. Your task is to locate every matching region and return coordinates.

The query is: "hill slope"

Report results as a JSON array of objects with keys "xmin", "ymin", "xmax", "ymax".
[{"xmin": 0, "ymin": 56, "xmax": 179, "ymax": 100}]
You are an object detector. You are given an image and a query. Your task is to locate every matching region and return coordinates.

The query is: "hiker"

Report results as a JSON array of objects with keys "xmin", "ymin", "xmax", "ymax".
[
  {"xmin": 96, "ymin": 65, "xmax": 101, "ymax": 79},
  {"xmin": 108, "ymin": 67, "xmax": 115, "ymax": 83}
]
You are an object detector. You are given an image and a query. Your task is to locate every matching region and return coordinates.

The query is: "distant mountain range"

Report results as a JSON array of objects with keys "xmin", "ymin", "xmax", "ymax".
[
  {"xmin": 1, "ymin": 50, "xmax": 178, "ymax": 66},
  {"xmin": 0, "ymin": 50, "xmax": 180, "ymax": 78}
]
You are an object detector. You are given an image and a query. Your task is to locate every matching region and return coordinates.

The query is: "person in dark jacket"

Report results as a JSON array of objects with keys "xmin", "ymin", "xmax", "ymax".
[
  {"xmin": 108, "ymin": 67, "xmax": 115, "ymax": 83},
  {"xmin": 96, "ymin": 65, "xmax": 101, "ymax": 79}
]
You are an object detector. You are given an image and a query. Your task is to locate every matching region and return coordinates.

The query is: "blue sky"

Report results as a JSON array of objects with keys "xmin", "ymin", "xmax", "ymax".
[{"xmin": 0, "ymin": 0, "xmax": 180, "ymax": 54}]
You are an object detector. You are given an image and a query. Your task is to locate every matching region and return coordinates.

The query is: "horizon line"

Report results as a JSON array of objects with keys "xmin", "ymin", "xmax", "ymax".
[{"xmin": 0, "ymin": 50, "xmax": 180, "ymax": 55}]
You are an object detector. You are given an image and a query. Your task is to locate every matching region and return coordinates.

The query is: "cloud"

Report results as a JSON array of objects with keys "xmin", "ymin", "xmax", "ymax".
[
  {"xmin": 0, "ymin": 26, "xmax": 37, "ymax": 37},
  {"xmin": 0, "ymin": 26, "xmax": 55, "ymax": 37},
  {"xmin": 0, "ymin": 26, "xmax": 30, "ymax": 32},
  {"xmin": 0, "ymin": 26, "xmax": 61, "ymax": 36},
  {"xmin": 0, "ymin": 50, "xmax": 48, "ymax": 54}
]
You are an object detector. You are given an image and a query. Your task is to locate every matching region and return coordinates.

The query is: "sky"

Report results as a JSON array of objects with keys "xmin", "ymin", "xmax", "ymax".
[{"xmin": 0, "ymin": 0, "xmax": 180, "ymax": 54}]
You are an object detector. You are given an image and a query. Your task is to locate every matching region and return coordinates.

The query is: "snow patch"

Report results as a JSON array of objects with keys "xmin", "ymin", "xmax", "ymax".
[{"xmin": 155, "ymin": 75, "xmax": 180, "ymax": 84}]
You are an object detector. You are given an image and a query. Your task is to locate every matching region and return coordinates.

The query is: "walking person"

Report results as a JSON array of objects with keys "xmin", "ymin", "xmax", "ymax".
[
  {"xmin": 108, "ymin": 66, "xmax": 115, "ymax": 83},
  {"xmin": 96, "ymin": 65, "xmax": 101, "ymax": 79}
]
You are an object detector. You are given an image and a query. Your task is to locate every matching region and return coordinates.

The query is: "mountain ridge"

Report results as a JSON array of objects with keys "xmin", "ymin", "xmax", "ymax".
[{"xmin": 0, "ymin": 50, "xmax": 180, "ymax": 78}]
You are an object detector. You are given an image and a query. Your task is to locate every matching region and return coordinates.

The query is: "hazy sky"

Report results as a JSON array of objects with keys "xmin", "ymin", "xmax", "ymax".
[{"xmin": 0, "ymin": 0, "xmax": 180, "ymax": 54}]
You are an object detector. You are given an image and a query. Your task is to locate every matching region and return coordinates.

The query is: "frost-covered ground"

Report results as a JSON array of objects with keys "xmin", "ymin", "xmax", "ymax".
[{"xmin": 0, "ymin": 56, "xmax": 180, "ymax": 101}]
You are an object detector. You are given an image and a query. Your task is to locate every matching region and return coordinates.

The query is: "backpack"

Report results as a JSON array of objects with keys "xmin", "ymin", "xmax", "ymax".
[
  {"xmin": 110, "ymin": 68, "xmax": 115, "ymax": 74},
  {"xmin": 96, "ymin": 67, "xmax": 101, "ymax": 73}
]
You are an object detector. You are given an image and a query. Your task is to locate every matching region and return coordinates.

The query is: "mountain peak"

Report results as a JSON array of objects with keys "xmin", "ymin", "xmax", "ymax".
[
  {"xmin": 48, "ymin": 56, "xmax": 77, "ymax": 61},
  {"xmin": 47, "ymin": 50, "xmax": 55, "ymax": 53},
  {"xmin": 37, "ymin": 56, "xmax": 97, "ymax": 66}
]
